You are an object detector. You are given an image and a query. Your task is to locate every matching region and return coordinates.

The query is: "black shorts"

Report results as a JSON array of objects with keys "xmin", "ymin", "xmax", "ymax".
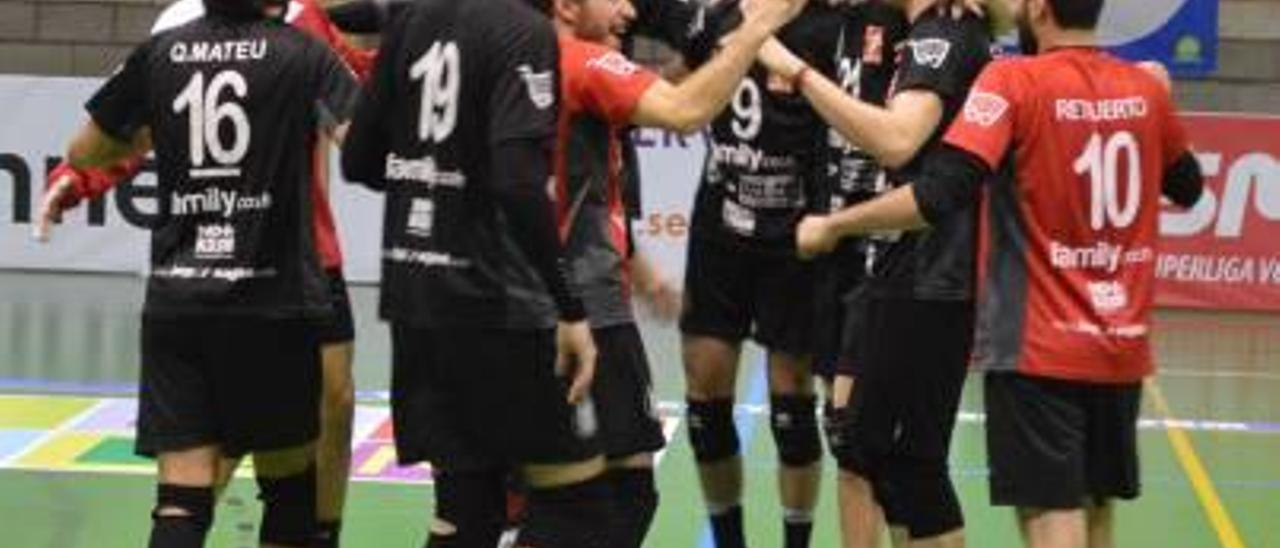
[
  {"xmin": 838, "ymin": 298, "xmax": 972, "ymax": 479},
  {"xmin": 593, "ymin": 324, "xmax": 666, "ymax": 460},
  {"xmin": 985, "ymin": 373, "xmax": 1142, "ymax": 509},
  {"xmin": 314, "ymin": 269, "xmax": 355, "ymax": 345},
  {"xmin": 679, "ymin": 234, "xmax": 816, "ymax": 356},
  {"xmin": 390, "ymin": 325, "xmax": 600, "ymax": 470},
  {"xmin": 137, "ymin": 316, "xmax": 321, "ymax": 458},
  {"xmin": 813, "ymin": 243, "xmax": 869, "ymax": 378}
]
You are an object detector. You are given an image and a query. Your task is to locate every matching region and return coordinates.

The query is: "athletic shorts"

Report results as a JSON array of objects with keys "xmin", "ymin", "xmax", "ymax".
[
  {"xmin": 985, "ymin": 372, "xmax": 1142, "ymax": 509},
  {"xmin": 592, "ymin": 324, "xmax": 666, "ymax": 460},
  {"xmin": 679, "ymin": 234, "xmax": 816, "ymax": 356},
  {"xmin": 837, "ymin": 298, "xmax": 972, "ymax": 492},
  {"xmin": 136, "ymin": 316, "xmax": 321, "ymax": 458},
  {"xmin": 390, "ymin": 325, "xmax": 601, "ymax": 470},
  {"xmin": 813, "ymin": 243, "xmax": 869, "ymax": 379},
  {"xmin": 314, "ymin": 268, "xmax": 355, "ymax": 345}
]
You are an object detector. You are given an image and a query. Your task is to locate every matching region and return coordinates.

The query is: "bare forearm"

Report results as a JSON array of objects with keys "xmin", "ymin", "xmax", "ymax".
[
  {"xmin": 799, "ymin": 75, "xmax": 916, "ymax": 168},
  {"xmin": 663, "ymin": 20, "xmax": 774, "ymax": 131}
]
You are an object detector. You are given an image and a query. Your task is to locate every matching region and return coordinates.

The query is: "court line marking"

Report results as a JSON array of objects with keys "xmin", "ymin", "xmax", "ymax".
[{"xmin": 1147, "ymin": 379, "xmax": 1247, "ymax": 548}]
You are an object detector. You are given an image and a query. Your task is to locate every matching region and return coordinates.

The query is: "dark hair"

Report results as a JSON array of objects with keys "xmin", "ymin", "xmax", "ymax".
[{"xmin": 1046, "ymin": 0, "xmax": 1105, "ymax": 29}]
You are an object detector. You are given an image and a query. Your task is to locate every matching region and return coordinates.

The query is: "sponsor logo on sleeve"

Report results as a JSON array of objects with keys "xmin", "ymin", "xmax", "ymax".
[
  {"xmin": 909, "ymin": 38, "xmax": 952, "ymax": 69},
  {"xmin": 963, "ymin": 90, "xmax": 1010, "ymax": 127},
  {"xmin": 517, "ymin": 64, "xmax": 555, "ymax": 110}
]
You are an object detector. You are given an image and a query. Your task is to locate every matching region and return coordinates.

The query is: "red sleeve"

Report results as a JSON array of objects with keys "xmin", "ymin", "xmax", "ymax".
[
  {"xmin": 290, "ymin": 0, "xmax": 375, "ymax": 82},
  {"xmin": 943, "ymin": 61, "xmax": 1022, "ymax": 170},
  {"xmin": 575, "ymin": 43, "xmax": 659, "ymax": 126}
]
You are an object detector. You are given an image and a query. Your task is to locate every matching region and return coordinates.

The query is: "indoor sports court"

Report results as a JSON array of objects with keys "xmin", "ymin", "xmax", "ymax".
[
  {"xmin": 2, "ymin": 0, "xmax": 1278, "ymax": 546},
  {"xmin": 0, "ymin": 272, "xmax": 1276, "ymax": 546}
]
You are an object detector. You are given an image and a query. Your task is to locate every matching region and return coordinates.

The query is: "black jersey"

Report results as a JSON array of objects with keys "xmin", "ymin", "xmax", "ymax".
[
  {"xmin": 86, "ymin": 12, "xmax": 358, "ymax": 318},
  {"xmin": 824, "ymin": 1, "xmax": 908, "ymax": 213},
  {"xmin": 340, "ymin": 0, "xmax": 564, "ymax": 329},
  {"xmin": 684, "ymin": 1, "xmax": 841, "ymax": 253},
  {"xmin": 869, "ymin": 11, "xmax": 991, "ymax": 301}
]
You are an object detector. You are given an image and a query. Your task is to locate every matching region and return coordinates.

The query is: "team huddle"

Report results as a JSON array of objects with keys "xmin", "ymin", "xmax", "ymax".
[{"xmin": 34, "ymin": 0, "xmax": 1204, "ymax": 547}]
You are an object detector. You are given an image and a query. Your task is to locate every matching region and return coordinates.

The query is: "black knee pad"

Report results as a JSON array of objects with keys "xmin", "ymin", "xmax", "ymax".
[
  {"xmin": 256, "ymin": 467, "xmax": 317, "ymax": 546},
  {"xmin": 769, "ymin": 395, "xmax": 822, "ymax": 467},
  {"xmin": 827, "ymin": 404, "xmax": 878, "ymax": 478},
  {"xmin": 606, "ymin": 468, "xmax": 658, "ymax": 548},
  {"xmin": 686, "ymin": 399, "xmax": 739, "ymax": 463},
  {"xmin": 518, "ymin": 475, "xmax": 613, "ymax": 548},
  {"xmin": 883, "ymin": 458, "xmax": 963, "ymax": 538},
  {"xmin": 149, "ymin": 484, "xmax": 215, "ymax": 548},
  {"xmin": 432, "ymin": 468, "xmax": 507, "ymax": 547}
]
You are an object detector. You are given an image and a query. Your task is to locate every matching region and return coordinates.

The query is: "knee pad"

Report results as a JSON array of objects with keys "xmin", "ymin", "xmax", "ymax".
[
  {"xmin": 686, "ymin": 399, "xmax": 740, "ymax": 463},
  {"xmin": 149, "ymin": 484, "xmax": 214, "ymax": 548},
  {"xmin": 606, "ymin": 468, "xmax": 658, "ymax": 548},
  {"xmin": 432, "ymin": 469, "xmax": 507, "ymax": 548},
  {"xmin": 769, "ymin": 395, "xmax": 821, "ymax": 467},
  {"xmin": 517, "ymin": 475, "xmax": 613, "ymax": 548},
  {"xmin": 883, "ymin": 458, "xmax": 963, "ymax": 538},
  {"xmin": 256, "ymin": 467, "xmax": 317, "ymax": 546}
]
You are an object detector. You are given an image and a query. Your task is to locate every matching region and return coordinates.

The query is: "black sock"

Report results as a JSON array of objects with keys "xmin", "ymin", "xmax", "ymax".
[
  {"xmin": 709, "ymin": 505, "xmax": 746, "ymax": 548},
  {"xmin": 784, "ymin": 516, "xmax": 813, "ymax": 548},
  {"xmin": 313, "ymin": 520, "xmax": 342, "ymax": 547}
]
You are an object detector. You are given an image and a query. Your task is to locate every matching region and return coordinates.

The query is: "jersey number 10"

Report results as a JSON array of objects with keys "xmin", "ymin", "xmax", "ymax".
[{"xmin": 1074, "ymin": 130, "xmax": 1142, "ymax": 230}]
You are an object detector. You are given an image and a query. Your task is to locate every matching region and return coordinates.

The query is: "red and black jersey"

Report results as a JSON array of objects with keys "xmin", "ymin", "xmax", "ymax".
[
  {"xmin": 944, "ymin": 48, "xmax": 1191, "ymax": 383},
  {"xmin": 555, "ymin": 35, "xmax": 658, "ymax": 328}
]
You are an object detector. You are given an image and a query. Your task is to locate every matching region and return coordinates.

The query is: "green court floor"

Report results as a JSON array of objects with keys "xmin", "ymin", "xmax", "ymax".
[{"xmin": 0, "ymin": 271, "xmax": 1276, "ymax": 547}]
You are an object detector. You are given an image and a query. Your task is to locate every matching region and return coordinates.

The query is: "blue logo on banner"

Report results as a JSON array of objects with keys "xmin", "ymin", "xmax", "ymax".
[{"xmin": 1102, "ymin": 0, "xmax": 1218, "ymax": 77}]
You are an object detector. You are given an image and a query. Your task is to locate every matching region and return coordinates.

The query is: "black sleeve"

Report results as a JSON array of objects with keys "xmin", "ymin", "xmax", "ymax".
[
  {"xmin": 629, "ymin": 0, "xmax": 707, "ymax": 51},
  {"xmin": 86, "ymin": 42, "xmax": 153, "ymax": 141},
  {"xmin": 491, "ymin": 139, "xmax": 587, "ymax": 322},
  {"xmin": 1162, "ymin": 151, "xmax": 1204, "ymax": 208},
  {"xmin": 486, "ymin": 13, "xmax": 559, "ymax": 146},
  {"xmin": 312, "ymin": 45, "xmax": 361, "ymax": 132},
  {"xmin": 681, "ymin": 0, "xmax": 740, "ymax": 69},
  {"xmin": 893, "ymin": 17, "xmax": 984, "ymax": 101},
  {"xmin": 911, "ymin": 144, "xmax": 990, "ymax": 224},
  {"xmin": 340, "ymin": 14, "xmax": 406, "ymax": 189}
]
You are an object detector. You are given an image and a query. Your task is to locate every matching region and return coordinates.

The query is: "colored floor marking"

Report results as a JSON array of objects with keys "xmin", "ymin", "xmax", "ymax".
[
  {"xmin": 0, "ymin": 395, "xmax": 97, "ymax": 428},
  {"xmin": 0, "ymin": 394, "xmax": 685, "ymax": 488},
  {"xmin": 1147, "ymin": 379, "xmax": 1247, "ymax": 548}
]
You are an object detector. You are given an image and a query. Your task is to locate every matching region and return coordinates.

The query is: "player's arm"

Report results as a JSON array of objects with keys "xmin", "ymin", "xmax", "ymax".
[
  {"xmin": 37, "ymin": 43, "xmax": 153, "ymax": 241},
  {"xmin": 340, "ymin": 14, "xmax": 407, "ymax": 190},
  {"xmin": 796, "ymin": 145, "xmax": 987, "ymax": 257},
  {"xmin": 630, "ymin": 0, "xmax": 809, "ymax": 133},
  {"xmin": 757, "ymin": 38, "xmax": 942, "ymax": 168},
  {"xmin": 631, "ymin": 250, "xmax": 681, "ymax": 322}
]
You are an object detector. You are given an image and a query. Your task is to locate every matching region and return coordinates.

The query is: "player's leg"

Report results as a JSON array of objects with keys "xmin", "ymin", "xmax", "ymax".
[
  {"xmin": 985, "ymin": 373, "xmax": 1093, "ymax": 548},
  {"xmin": 136, "ymin": 317, "xmax": 222, "ymax": 548},
  {"xmin": 220, "ymin": 318, "xmax": 323, "ymax": 548},
  {"xmin": 313, "ymin": 270, "xmax": 357, "ymax": 547},
  {"xmin": 828, "ymin": 375, "xmax": 885, "ymax": 548},
  {"xmin": 592, "ymin": 325, "xmax": 666, "ymax": 548},
  {"xmin": 253, "ymin": 445, "xmax": 319, "ymax": 548},
  {"xmin": 1081, "ymin": 382, "xmax": 1142, "ymax": 548},
  {"xmin": 755, "ymin": 254, "xmax": 822, "ymax": 548},
  {"xmin": 388, "ymin": 324, "xmax": 506, "ymax": 547},
  {"xmin": 884, "ymin": 301, "xmax": 970, "ymax": 547},
  {"xmin": 680, "ymin": 235, "xmax": 753, "ymax": 547}
]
